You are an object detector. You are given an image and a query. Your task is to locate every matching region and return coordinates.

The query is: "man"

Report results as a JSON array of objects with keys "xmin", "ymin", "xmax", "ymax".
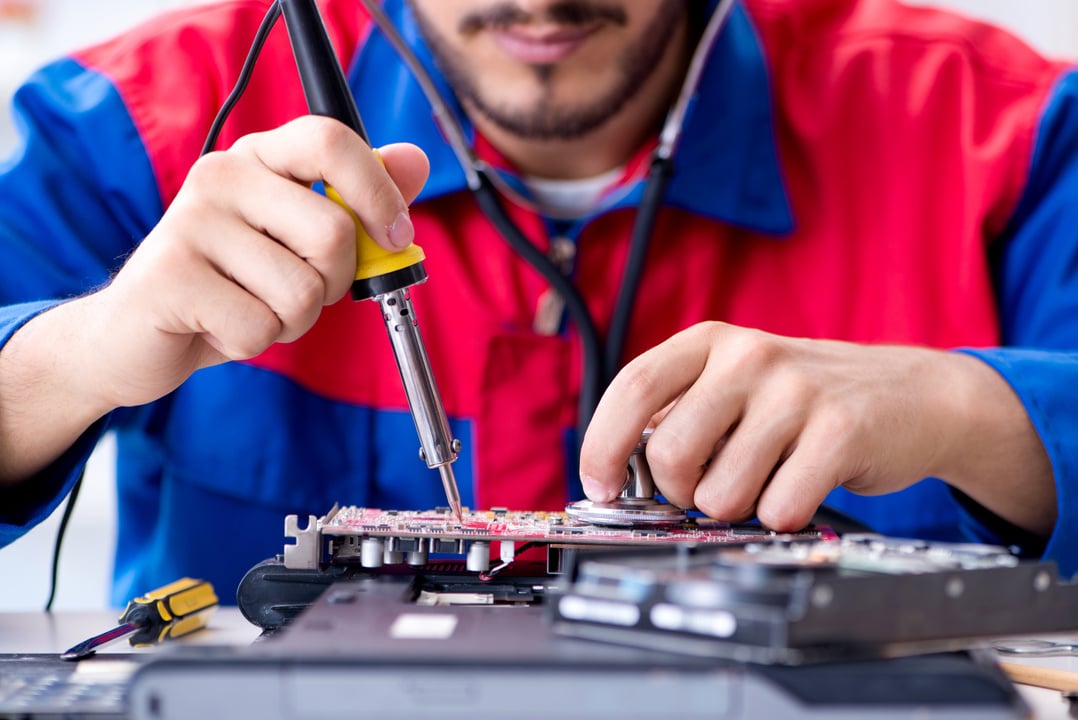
[{"xmin": 0, "ymin": 0, "xmax": 1075, "ymax": 605}]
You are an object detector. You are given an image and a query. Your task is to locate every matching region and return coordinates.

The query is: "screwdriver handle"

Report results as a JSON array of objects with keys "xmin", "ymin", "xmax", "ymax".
[{"xmin": 121, "ymin": 577, "xmax": 218, "ymax": 646}]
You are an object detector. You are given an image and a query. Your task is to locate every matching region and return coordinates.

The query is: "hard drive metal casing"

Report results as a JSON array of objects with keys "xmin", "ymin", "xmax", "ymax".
[{"xmin": 549, "ymin": 535, "xmax": 1078, "ymax": 664}]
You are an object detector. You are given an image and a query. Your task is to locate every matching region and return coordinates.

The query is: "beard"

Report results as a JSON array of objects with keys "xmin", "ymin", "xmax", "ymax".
[{"xmin": 408, "ymin": 1, "xmax": 689, "ymax": 141}]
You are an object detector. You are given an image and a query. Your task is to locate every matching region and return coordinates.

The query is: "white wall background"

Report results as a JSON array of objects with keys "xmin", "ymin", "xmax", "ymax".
[{"xmin": 0, "ymin": 1, "xmax": 1076, "ymax": 612}]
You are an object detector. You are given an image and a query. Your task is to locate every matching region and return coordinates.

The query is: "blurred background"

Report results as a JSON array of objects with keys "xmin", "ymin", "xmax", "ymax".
[
  {"xmin": 0, "ymin": 0, "xmax": 1076, "ymax": 611},
  {"xmin": 0, "ymin": 0, "xmax": 208, "ymax": 152}
]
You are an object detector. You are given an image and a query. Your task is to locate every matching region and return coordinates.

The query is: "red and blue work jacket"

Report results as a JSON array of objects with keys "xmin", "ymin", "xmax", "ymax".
[{"xmin": 2, "ymin": 0, "xmax": 1078, "ymax": 603}]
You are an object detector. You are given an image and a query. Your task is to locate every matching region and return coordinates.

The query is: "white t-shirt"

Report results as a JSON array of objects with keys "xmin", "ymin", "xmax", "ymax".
[{"xmin": 523, "ymin": 166, "xmax": 624, "ymax": 218}]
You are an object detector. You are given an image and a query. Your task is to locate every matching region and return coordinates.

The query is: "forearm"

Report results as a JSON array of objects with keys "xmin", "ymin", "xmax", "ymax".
[
  {"xmin": 0, "ymin": 298, "xmax": 116, "ymax": 485},
  {"xmin": 931, "ymin": 352, "xmax": 1055, "ymax": 537}
]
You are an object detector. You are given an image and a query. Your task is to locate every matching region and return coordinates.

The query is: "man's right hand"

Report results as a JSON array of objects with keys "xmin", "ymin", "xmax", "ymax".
[{"xmin": 0, "ymin": 116, "xmax": 429, "ymax": 483}]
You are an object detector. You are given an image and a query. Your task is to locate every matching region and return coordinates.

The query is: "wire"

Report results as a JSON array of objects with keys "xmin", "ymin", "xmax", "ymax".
[
  {"xmin": 472, "ymin": 172, "xmax": 604, "ymax": 450},
  {"xmin": 44, "ymin": 469, "xmax": 84, "ymax": 612},
  {"xmin": 200, "ymin": 0, "xmax": 283, "ymax": 156},
  {"xmin": 602, "ymin": 155, "xmax": 674, "ymax": 388},
  {"xmin": 477, "ymin": 541, "xmax": 544, "ymax": 580}
]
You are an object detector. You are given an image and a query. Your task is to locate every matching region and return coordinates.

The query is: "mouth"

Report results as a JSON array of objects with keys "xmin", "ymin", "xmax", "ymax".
[{"xmin": 489, "ymin": 23, "xmax": 602, "ymax": 65}]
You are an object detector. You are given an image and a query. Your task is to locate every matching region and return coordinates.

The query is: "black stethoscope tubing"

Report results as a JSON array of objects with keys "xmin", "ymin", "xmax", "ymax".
[{"xmin": 470, "ymin": 155, "xmax": 673, "ymax": 457}]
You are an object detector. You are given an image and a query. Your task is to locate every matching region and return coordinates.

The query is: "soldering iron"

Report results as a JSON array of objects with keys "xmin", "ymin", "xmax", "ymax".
[{"xmin": 278, "ymin": 0, "xmax": 462, "ymax": 520}]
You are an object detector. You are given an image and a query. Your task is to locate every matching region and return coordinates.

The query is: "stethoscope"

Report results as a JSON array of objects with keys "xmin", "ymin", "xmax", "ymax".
[
  {"xmin": 357, "ymin": 0, "xmax": 738, "ymax": 454},
  {"xmin": 204, "ymin": 0, "xmax": 738, "ymax": 457}
]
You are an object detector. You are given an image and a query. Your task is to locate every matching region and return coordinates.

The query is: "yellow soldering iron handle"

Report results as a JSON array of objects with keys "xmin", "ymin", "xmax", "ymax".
[{"xmin": 324, "ymin": 151, "xmax": 425, "ymax": 284}]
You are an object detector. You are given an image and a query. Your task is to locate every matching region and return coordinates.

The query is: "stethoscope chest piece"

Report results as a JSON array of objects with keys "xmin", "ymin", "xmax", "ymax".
[{"xmin": 566, "ymin": 429, "xmax": 687, "ymax": 527}]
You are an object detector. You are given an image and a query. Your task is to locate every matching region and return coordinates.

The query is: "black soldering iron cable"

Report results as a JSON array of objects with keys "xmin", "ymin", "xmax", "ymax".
[
  {"xmin": 200, "ymin": 0, "xmax": 283, "ymax": 156},
  {"xmin": 44, "ymin": 469, "xmax": 83, "ymax": 611}
]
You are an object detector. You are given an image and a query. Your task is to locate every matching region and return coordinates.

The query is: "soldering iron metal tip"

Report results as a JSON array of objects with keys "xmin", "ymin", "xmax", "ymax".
[{"xmin": 438, "ymin": 464, "xmax": 463, "ymax": 523}]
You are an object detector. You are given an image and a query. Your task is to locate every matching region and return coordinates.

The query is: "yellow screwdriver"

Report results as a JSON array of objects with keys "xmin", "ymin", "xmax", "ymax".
[{"xmin": 60, "ymin": 578, "xmax": 218, "ymax": 661}]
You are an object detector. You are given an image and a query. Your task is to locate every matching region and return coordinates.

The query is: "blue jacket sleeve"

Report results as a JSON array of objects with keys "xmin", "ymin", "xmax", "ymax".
[
  {"xmin": 962, "ymin": 68, "xmax": 1078, "ymax": 578},
  {"xmin": 0, "ymin": 57, "xmax": 163, "ymax": 546}
]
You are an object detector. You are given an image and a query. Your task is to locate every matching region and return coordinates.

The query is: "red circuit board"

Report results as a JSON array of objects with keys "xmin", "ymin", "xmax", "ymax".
[{"xmin": 321, "ymin": 506, "xmax": 836, "ymax": 546}]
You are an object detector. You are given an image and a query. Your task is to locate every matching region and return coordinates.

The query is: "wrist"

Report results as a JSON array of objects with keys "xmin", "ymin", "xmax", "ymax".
[
  {"xmin": 928, "ymin": 351, "xmax": 1055, "ymax": 536},
  {"xmin": 31, "ymin": 295, "xmax": 122, "ymax": 418},
  {"xmin": 0, "ymin": 297, "xmax": 118, "ymax": 483}
]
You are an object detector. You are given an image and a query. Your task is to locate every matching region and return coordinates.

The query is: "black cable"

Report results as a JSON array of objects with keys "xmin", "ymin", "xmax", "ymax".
[
  {"xmin": 473, "ymin": 171, "xmax": 604, "ymax": 449},
  {"xmin": 44, "ymin": 469, "xmax": 84, "ymax": 612},
  {"xmin": 602, "ymin": 155, "xmax": 674, "ymax": 388},
  {"xmin": 200, "ymin": 0, "xmax": 283, "ymax": 156},
  {"xmin": 475, "ymin": 160, "xmax": 673, "ymax": 453}
]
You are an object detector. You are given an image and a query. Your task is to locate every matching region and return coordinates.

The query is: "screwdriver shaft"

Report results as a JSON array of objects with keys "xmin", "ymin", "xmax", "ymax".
[{"xmin": 61, "ymin": 622, "xmax": 139, "ymax": 661}]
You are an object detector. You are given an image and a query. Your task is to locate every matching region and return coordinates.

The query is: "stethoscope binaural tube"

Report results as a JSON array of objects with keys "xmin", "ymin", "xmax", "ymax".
[{"xmin": 359, "ymin": 0, "xmax": 738, "ymax": 461}]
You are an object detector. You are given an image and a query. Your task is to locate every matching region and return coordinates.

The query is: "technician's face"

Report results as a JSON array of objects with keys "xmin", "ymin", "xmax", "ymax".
[{"xmin": 407, "ymin": 1, "xmax": 690, "ymax": 141}]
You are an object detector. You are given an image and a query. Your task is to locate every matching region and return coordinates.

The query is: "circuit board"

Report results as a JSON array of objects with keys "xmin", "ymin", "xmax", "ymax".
[{"xmin": 320, "ymin": 506, "xmax": 836, "ymax": 546}]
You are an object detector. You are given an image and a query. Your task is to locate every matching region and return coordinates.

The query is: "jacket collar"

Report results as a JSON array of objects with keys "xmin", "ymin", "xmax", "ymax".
[{"xmin": 349, "ymin": 0, "xmax": 794, "ymax": 235}]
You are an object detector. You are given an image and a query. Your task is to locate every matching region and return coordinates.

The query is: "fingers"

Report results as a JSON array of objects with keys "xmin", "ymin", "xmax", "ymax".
[
  {"xmin": 162, "ymin": 116, "xmax": 430, "ymax": 353},
  {"xmin": 640, "ymin": 370, "xmax": 744, "ymax": 511},
  {"xmin": 664, "ymin": 389, "xmax": 801, "ymax": 520},
  {"xmin": 162, "ymin": 246, "xmax": 286, "ymax": 360},
  {"xmin": 80, "ymin": 117, "xmax": 431, "ymax": 411},
  {"xmin": 582, "ymin": 322, "xmax": 869, "ymax": 532},
  {"xmin": 378, "ymin": 142, "xmax": 431, "ymax": 206},
  {"xmin": 756, "ymin": 451, "xmax": 838, "ymax": 532},
  {"xmin": 232, "ymin": 117, "xmax": 430, "ymax": 251},
  {"xmin": 664, "ymin": 337, "xmax": 850, "ymax": 529},
  {"xmin": 181, "ymin": 150, "xmax": 357, "ymax": 306},
  {"xmin": 579, "ymin": 323, "xmax": 718, "ymax": 501}
]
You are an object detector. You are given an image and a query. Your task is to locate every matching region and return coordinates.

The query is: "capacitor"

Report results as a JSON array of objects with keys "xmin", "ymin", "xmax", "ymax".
[
  {"xmin": 360, "ymin": 537, "xmax": 385, "ymax": 568},
  {"xmin": 466, "ymin": 541, "xmax": 491, "ymax": 572}
]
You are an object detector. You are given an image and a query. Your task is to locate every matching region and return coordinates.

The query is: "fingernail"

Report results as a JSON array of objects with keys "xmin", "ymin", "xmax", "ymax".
[
  {"xmin": 386, "ymin": 210, "xmax": 414, "ymax": 249},
  {"xmin": 581, "ymin": 474, "xmax": 613, "ymax": 503}
]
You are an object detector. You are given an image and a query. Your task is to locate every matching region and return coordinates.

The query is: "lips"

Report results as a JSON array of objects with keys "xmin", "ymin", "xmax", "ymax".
[{"xmin": 490, "ymin": 24, "xmax": 600, "ymax": 65}]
